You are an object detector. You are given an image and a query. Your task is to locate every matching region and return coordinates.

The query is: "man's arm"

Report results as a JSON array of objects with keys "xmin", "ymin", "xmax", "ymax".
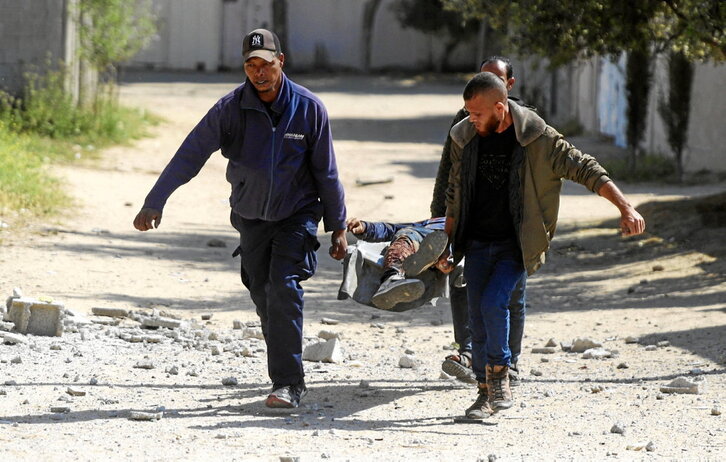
[{"xmin": 597, "ymin": 181, "xmax": 645, "ymax": 236}]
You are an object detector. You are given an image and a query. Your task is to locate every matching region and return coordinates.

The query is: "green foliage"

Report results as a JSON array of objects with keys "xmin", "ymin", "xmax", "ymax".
[
  {"xmin": 0, "ymin": 68, "xmax": 157, "ymax": 143},
  {"xmin": 441, "ymin": 0, "xmax": 725, "ymax": 63},
  {"xmin": 0, "ymin": 68, "xmax": 159, "ymax": 217},
  {"xmin": 658, "ymin": 51, "xmax": 695, "ymax": 181},
  {"xmin": 0, "ymin": 122, "xmax": 67, "ymax": 215},
  {"xmin": 78, "ymin": 0, "xmax": 156, "ymax": 77}
]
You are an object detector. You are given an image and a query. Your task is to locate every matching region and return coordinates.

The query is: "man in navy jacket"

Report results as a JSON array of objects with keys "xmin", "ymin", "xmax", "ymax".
[{"xmin": 133, "ymin": 29, "xmax": 348, "ymax": 408}]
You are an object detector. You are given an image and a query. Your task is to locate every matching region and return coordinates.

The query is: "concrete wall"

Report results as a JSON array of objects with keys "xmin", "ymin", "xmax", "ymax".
[{"xmin": 0, "ymin": 0, "xmax": 75, "ymax": 96}]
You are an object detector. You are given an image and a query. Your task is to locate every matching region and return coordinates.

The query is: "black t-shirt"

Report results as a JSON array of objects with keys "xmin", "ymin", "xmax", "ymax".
[{"xmin": 465, "ymin": 124, "xmax": 518, "ymax": 242}]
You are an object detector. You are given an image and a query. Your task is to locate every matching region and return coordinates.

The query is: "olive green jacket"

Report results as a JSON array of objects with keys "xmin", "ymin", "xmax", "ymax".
[{"xmin": 445, "ymin": 100, "xmax": 611, "ymax": 275}]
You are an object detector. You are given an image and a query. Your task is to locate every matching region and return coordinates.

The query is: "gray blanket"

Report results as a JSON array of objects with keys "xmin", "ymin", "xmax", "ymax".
[{"xmin": 337, "ymin": 241, "xmax": 454, "ymax": 312}]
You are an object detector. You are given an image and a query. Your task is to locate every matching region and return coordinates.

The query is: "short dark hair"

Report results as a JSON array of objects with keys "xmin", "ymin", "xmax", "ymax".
[
  {"xmin": 463, "ymin": 72, "xmax": 507, "ymax": 101},
  {"xmin": 480, "ymin": 56, "xmax": 513, "ymax": 80}
]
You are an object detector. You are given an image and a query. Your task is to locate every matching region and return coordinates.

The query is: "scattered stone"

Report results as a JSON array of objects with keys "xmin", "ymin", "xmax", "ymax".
[
  {"xmin": 210, "ymin": 345, "xmax": 222, "ymax": 356},
  {"xmin": 89, "ymin": 377, "xmax": 98, "ymax": 385},
  {"xmin": 134, "ymin": 360, "xmax": 155, "ymax": 370},
  {"xmin": 540, "ymin": 357, "xmax": 550, "ymax": 363},
  {"xmin": 711, "ymin": 406, "xmax": 721, "ymax": 416},
  {"xmin": 530, "ymin": 369, "xmax": 543, "ymax": 377},
  {"xmin": 370, "ymin": 323, "xmax": 385, "ymax": 329},
  {"xmin": 91, "ymin": 307, "xmax": 129, "ymax": 318},
  {"xmin": 626, "ymin": 442, "xmax": 649, "ymax": 451},
  {"xmin": 201, "ymin": 313, "xmax": 213, "ymax": 321},
  {"xmin": 656, "ymin": 340, "xmax": 670, "ymax": 347},
  {"xmin": 590, "ymin": 385, "xmax": 606, "ymax": 393},
  {"xmin": 232, "ymin": 320, "xmax": 243, "ymax": 330},
  {"xmin": 0, "ymin": 321, "xmax": 14, "ymax": 332},
  {"xmin": 359, "ymin": 380, "xmax": 370, "ymax": 389},
  {"xmin": 129, "ymin": 411, "xmax": 163, "ymax": 421},
  {"xmin": 242, "ymin": 327, "xmax": 264, "ymax": 340},
  {"xmin": 206, "ymin": 238, "xmax": 226, "ymax": 248},
  {"xmin": 660, "ymin": 376, "xmax": 704, "ymax": 394},
  {"xmin": 140, "ymin": 316, "xmax": 181, "ymax": 329},
  {"xmin": 690, "ymin": 368, "xmax": 705, "ymax": 375},
  {"xmin": 167, "ymin": 366, "xmax": 179, "ymax": 375},
  {"xmin": 2, "ymin": 333, "xmax": 28, "ymax": 345},
  {"xmin": 320, "ymin": 318, "xmax": 340, "ymax": 325},
  {"xmin": 66, "ymin": 387, "xmax": 86, "ymax": 397},
  {"xmin": 582, "ymin": 348, "xmax": 613, "ymax": 359},
  {"xmin": 50, "ymin": 344, "xmax": 62, "ymax": 351},
  {"xmin": 531, "ymin": 347, "xmax": 556, "ymax": 354},
  {"xmin": 222, "ymin": 377, "xmax": 238, "ymax": 386},
  {"xmin": 10, "ymin": 356, "xmax": 21, "ymax": 364},
  {"xmin": 560, "ymin": 341, "xmax": 572, "ymax": 352},
  {"xmin": 617, "ymin": 362, "xmax": 629, "ymax": 369},
  {"xmin": 317, "ymin": 330, "xmax": 341, "ymax": 340},
  {"xmin": 545, "ymin": 338, "xmax": 558, "ymax": 348},
  {"xmin": 0, "ymin": 390, "xmax": 6, "ymax": 395},
  {"xmin": 610, "ymin": 423, "xmax": 625, "ymax": 434},
  {"xmin": 279, "ymin": 457, "xmax": 300, "ymax": 462},
  {"xmin": 398, "ymin": 354, "xmax": 417, "ymax": 368},
  {"xmin": 652, "ymin": 264, "xmax": 664, "ymax": 271},
  {"xmin": 51, "ymin": 406, "xmax": 71, "ymax": 413},
  {"xmin": 645, "ymin": 442, "xmax": 656, "ymax": 452},
  {"xmin": 5, "ymin": 380, "xmax": 18, "ymax": 386},
  {"xmin": 302, "ymin": 338, "xmax": 343, "ymax": 363},
  {"xmin": 571, "ymin": 338, "xmax": 602, "ymax": 353},
  {"xmin": 624, "ymin": 336, "xmax": 640, "ymax": 344},
  {"xmin": 644, "ymin": 345, "xmax": 657, "ymax": 351}
]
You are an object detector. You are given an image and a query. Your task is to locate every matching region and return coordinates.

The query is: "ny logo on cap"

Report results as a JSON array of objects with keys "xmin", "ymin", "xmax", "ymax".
[{"xmin": 251, "ymin": 34, "xmax": 262, "ymax": 47}]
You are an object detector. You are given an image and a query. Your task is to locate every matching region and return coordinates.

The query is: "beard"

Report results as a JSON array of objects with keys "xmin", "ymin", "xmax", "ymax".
[{"xmin": 475, "ymin": 113, "xmax": 501, "ymax": 137}]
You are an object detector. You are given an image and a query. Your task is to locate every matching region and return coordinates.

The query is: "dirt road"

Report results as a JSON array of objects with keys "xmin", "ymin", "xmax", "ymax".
[{"xmin": 0, "ymin": 72, "xmax": 724, "ymax": 461}]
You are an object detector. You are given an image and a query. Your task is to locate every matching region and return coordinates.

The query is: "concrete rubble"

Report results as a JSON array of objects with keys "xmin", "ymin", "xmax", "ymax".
[
  {"xmin": 129, "ymin": 411, "xmax": 163, "ymax": 421},
  {"xmin": 570, "ymin": 338, "xmax": 602, "ymax": 353},
  {"xmin": 660, "ymin": 376, "xmax": 705, "ymax": 394},
  {"xmin": 6, "ymin": 298, "xmax": 64, "ymax": 336},
  {"xmin": 302, "ymin": 337, "xmax": 343, "ymax": 363}
]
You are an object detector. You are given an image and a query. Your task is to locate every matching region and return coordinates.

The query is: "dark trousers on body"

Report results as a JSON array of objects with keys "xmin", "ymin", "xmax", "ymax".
[{"xmin": 230, "ymin": 202, "xmax": 321, "ymax": 388}]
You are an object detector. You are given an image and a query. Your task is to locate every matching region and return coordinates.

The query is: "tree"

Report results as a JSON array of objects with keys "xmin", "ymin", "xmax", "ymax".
[
  {"xmin": 658, "ymin": 51, "xmax": 695, "ymax": 182},
  {"xmin": 441, "ymin": 0, "xmax": 723, "ymax": 169},
  {"xmin": 391, "ymin": 0, "xmax": 479, "ymax": 71},
  {"xmin": 77, "ymin": 0, "xmax": 156, "ymax": 100},
  {"xmin": 440, "ymin": 0, "xmax": 725, "ymax": 64}
]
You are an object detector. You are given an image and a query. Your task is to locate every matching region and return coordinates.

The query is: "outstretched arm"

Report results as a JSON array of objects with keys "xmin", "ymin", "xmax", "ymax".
[{"xmin": 597, "ymin": 181, "xmax": 646, "ymax": 236}]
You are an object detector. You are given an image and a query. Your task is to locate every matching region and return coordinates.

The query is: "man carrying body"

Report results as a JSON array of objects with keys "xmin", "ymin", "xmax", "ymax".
[
  {"xmin": 442, "ymin": 72, "xmax": 645, "ymax": 419},
  {"xmin": 133, "ymin": 28, "xmax": 348, "ymax": 409},
  {"xmin": 431, "ymin": 57, "xmax": 526, "ymax": 384}
]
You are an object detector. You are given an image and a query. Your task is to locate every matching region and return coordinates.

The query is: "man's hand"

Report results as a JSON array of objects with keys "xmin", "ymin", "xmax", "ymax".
[
  {"xmin": 346, "ymin": 217, "xmax": 366, "ymax": 235},
  {"xmin": 329, "ymin": 229, "xmax": 348, "ymax": 260},
  {"xmin": 133, "ymin": 207, "xmax": 163, "ymax": 231},
  {"xmin": 620, "ymin": 207, "xmax": 646, "ymax": 237},
  {"xmin": 434, "ymin": 247, "xmax": 455, "ymax": 274}
]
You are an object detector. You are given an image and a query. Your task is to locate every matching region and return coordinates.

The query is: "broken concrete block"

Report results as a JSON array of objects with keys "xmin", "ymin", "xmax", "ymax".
[
  {"xmin": 129, "ymin": 411, "xmax": 163, "ymax": 421},
  {"xmin": 398, "ymin": 354, "xmax": 417, "ymax": 368},
  {"xmin": 140, "ymin": 316, "xmax": 181, "ymax": 329},
  {"xmin": 302, "ymin": 338, "xmax": 343, "ymax": 363},
  {"xmin": 66, "ymin": 387, "xmax": 86, "ymax": 397},
  {"xmin": 91, "ymin": 307, "xmax": 129, "ymax": 318},
  {"xmin": 232, "ymin": 320, "xmax": 243, "ymax": 330},
  {"xmin": 50, "ymin": 406, "xmax": 71, "ymax": 413},
  {"xmin": 242, "ymin": 327, "xmax": 264, "ymax": 340},
  {"xmin": 134, "ymin": 360, "xmax": 155, "ymax": 370},
  {"xmin": 7, "ymin": 298, "xmax": 64, "ymax": 336},
  {"xmin": 582, "ymin": 348, "xmax": 613, "ymax": 359},
  {"xmin": 660, "ymin": 376, "xmax": 705, "ymax": 394},
  {"xmin": 0, "ymin": 321, "xmax": 14, "ymax": 332},
  {"xmin": 571, "ymin": 337, "xmax": 602, "ymax": 353},
  {"xmin": 2, "ymin": 332, "xmax": 28, "ymax": 345},
  {"xmin": 221, "ymin": 377, "xmax": 238, "ymax": 386}
]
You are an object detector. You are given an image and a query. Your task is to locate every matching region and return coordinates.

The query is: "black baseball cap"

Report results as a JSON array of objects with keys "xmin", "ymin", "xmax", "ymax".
[{"xmin": 242, "ymin": 29, "xmax": 281, "ymax": 62}]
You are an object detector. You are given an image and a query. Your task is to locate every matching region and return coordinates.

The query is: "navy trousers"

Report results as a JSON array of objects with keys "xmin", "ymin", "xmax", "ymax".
[{"xmin": 230, "ymin": 202, "xmax": 321, "ymax": 388}]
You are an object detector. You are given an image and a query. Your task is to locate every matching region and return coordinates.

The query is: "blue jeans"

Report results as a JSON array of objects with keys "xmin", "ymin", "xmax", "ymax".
[
  {"xmin": 464, "ymin": 239, "xmax": 526, "ymax": 382},
  {"xmin": 230, "ymin": 202, "xmax": 321, "ymax": 388},
  {"xmin": 451, "ymin": 272, "xmax": 526, "ymax": 364}
]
